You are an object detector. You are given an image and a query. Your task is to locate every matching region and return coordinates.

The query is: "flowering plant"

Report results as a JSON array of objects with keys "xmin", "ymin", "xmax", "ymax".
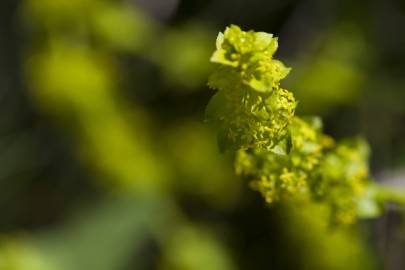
[{"xmin": 206, "ymin": 25, "xmax": 404, "ymax": 225}]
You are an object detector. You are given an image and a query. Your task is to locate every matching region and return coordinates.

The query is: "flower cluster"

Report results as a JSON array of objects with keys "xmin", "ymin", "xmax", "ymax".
[
  {"xmin": 206, "ymin": 25, "xmax": 373, "ymax": 225},
  {"xmin": 206, "ymin": 25, "xmax": 296, "ymax": 151}
]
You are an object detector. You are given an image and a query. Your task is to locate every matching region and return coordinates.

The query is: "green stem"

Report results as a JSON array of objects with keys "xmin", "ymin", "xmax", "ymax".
[{"xmin": 374, "ymin": 184, "xmax": 405, "ymax": 205}]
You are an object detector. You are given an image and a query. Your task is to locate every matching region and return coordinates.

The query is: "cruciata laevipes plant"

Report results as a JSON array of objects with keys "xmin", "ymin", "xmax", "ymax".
[{"xmin": 205, "ymin": 25, "xmax": 405, "ymax": 226}]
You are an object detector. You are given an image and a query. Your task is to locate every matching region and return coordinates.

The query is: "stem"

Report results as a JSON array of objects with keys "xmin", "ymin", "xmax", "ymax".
[{"xmin": 374, "ymin": 184, "xmax": 405, "ymax": 205}]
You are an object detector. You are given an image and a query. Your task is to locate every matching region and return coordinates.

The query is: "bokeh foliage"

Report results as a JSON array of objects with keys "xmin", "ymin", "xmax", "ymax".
[{"xmin": 0, "ymin": 0, "xmax": 405, "ymax": 269}]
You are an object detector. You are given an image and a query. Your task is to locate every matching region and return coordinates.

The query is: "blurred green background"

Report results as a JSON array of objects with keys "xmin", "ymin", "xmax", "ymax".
[{"xmin": 0, "ymin": 0, "xmax": 405, "ymax": 269}]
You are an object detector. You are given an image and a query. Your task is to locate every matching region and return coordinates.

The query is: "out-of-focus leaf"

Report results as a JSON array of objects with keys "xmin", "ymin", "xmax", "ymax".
[
  {"xmin": 155, "ymin": 24, "xmax": 214, "ymax": 89},
  {"xmin": 91, "ymin": 3, "xmax": 156, "ymax": 53},
  {"xmin": 158, "ymin": 226, "xmax": 235, "ymax": 270},
  {"xmin": 34, "ymin": 195, "xmax": 179, "ymax": 270}
]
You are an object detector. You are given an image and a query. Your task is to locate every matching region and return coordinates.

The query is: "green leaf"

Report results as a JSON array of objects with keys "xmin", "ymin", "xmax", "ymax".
[
  {"xmin": 205, "ymin": 90, "xmax": 227, "ymax": 123},
  {"xmin": 356, "ymin": 187, "xmax": 381, "ymax": 218}
]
